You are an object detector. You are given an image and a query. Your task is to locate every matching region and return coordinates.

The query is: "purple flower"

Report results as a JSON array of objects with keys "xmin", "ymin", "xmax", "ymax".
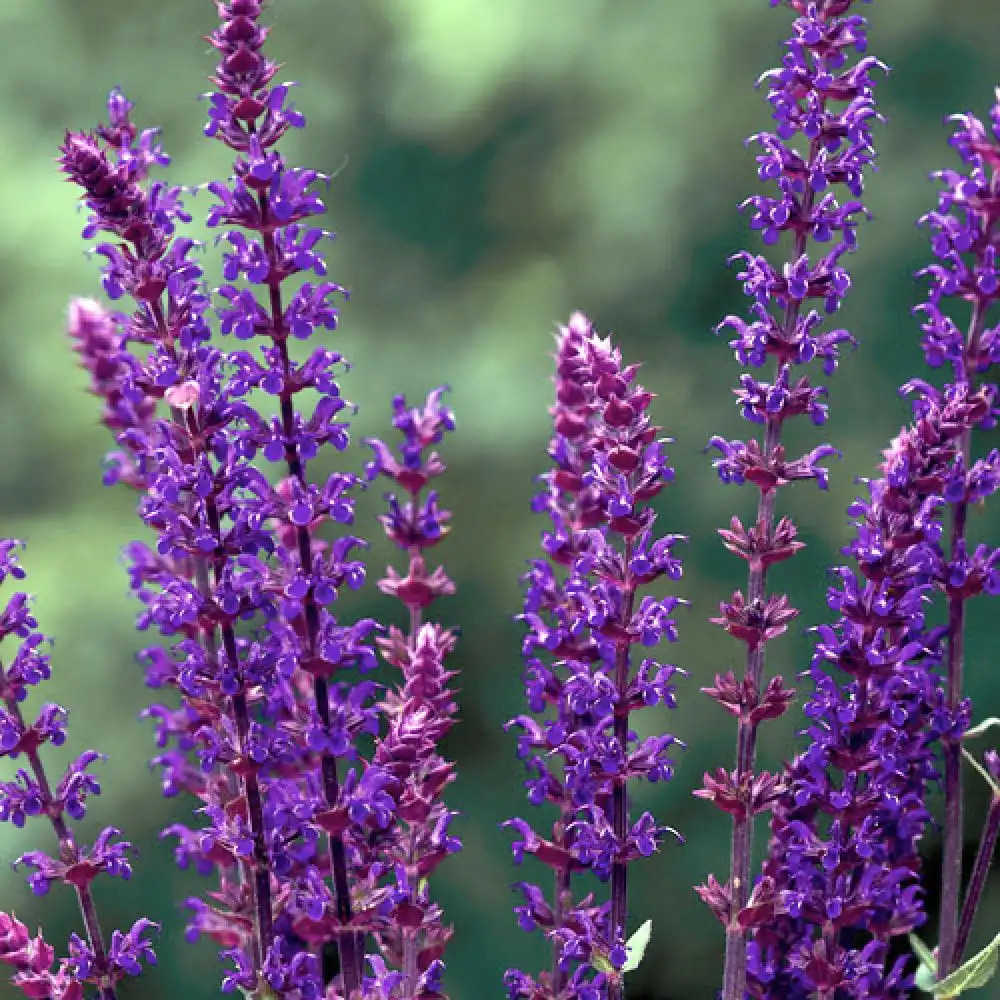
[
  {"xmin": 905, "ymin": 88, "xmax": 1000, "ymax": 977},
  {"xmin": 505, "ymin": 313, "xmax": 684, "ymax": 999},
  {"xmin": 699, "ymin": 4, "xmax": 885, "ymax": 996},
  {"xmin": 360, "ymin": 390, "xmax": 460, "ymax": 997},
  {"xmin": 0, "ymin": 543, "xmax": 154, "ymax": 999},
  {"xmin": 61, "ymin": 2, "xmax": 410, "ymax": 995},
  {"xmin": 745, "ymin": 83, "xmax": 1000, "ymax": 998},
  {"xmin": 744, "ymin": 402, "xmax": 964, "ymax": 998}
]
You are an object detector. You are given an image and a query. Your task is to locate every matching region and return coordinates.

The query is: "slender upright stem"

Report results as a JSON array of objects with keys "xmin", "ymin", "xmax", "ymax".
[
  {"xmin": 257, "ymin": 203, "xmax": 364, "ymax": 996},
  {"xmin": 722, "ymin": 422, "xmax": 778, "ymax": 1000},
  {"xmin": 551, "ymin": 833, "xmax": 571, "ymax": 995},
  {"xmin": 400, "ymin": 582, "xmax": 423, "ymax": 997},
  {"xmin": 720, "ymin": 129, "xmax": 819, "ymax": 993},
  {"xmin": 608, "ymin": 542, "xmax": 636, "ymax": 1000},
  {"xmin": 939, "ymin": 296, "xmax": 985, "ymax": 977},
  {"xmin": 203, "ymin": 493, "xmax": 274, "ymax": 973},
  {"xmin": 953, "ymin": 793, "xmax": 1000, "ymax": 967},
  {"xmin": 939, "ymin": 514, "xmax": 968, "ymax": 975},
  {"xmin": 149, "ymin": 298, "xmax": 271, "ymax": 984}
]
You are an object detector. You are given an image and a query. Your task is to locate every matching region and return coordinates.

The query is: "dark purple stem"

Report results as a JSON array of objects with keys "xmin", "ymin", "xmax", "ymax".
[
  {"xmin": 400, "ymin": 551, "xmax": 423, "ymax": 997},
  {"xmin": 940, "ymin": 297, "xmax": 985, "ymax": 977},
  {"xmin": 608, "ymin": 543, "xmax": 636, "ymax": 1000},
  {"xmin": 721, "ymin": 433, "xmax": 777, "ymax": 1000},
  {"xmin": 202, "ymin": 487, "xmax": 274, "ymax": 973},
  {"xmin": 259, "ymin": 210, "xmax": 364, "ymax": 997},
  {"xmin": 150, "ymin": 298, "xmax": 273, "ymax": 979},
  {"xmin": 720, "ymin": 119, "xmax": 821, "ymax": 993},
  {"xmin": 939, "ymin": 552, "xmax": 967, "ymax": 977},
  {"xmin": 953, "ymin": 791, "xmax": 1000, "ymax": 967},
  {"xmin": 551, "ymin": 828, "xmax": 571, "ymax": 996}
]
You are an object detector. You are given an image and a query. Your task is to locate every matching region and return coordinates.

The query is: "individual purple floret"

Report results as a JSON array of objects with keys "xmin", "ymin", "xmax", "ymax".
[
  {"xmin": 908, "ymin": 90, "xmax": 1000, "ymax": 978},
  {"xmin": 699, "ymin": 4, "xmax": 885, "ymax": 996},
  {"xmin": 0, "ymin": 541, "xmax": 156, "ymax": 1000},
  {"xmin": 360, "ymin": 389, "xmax": 459, "ymax": 997},
  {"xmin": 504, "ymin": 313, "xmax": 684, "ymax": 1000}
]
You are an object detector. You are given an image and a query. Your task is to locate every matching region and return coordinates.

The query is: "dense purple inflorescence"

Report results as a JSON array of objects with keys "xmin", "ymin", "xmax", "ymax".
[
  {"xmin": 504, "ymin": 313, "xmax": 684, "ymax": 1000},
  {"xmin": 0, "ymin": 542, "xmax": 156, "ymax": 1000},
  {"xmin": 199, "ymin": 3, "xmax": 385, "ymax": 995},
  {"xmin": 698, "ymin": 2, "xmax": 885, "ymax": 996},
  {"xmin": 42, "ymin": 2, "xmax": 1000, "ymax": 999},
  {"xmin": 741, "ymin": 85, "xmax": 1000, "ymax": 1000},
  {"xmin": 59, "ymin": 3, "xmax": 403, "ymax": 997},
  {"xmin": 61, "ymin": 4, "xmax": 468, "ymax": 998},
  {"xmin": 910, "ymin": 91, "xmax": 1000, "ymax": 977},
  {"xmin": 744, "ymin": 404, "xmax": 959, "ymax": 999}
]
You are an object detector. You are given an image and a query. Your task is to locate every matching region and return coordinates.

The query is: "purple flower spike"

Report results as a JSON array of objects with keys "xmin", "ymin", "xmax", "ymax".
[
  {"xmin": 908, "ymin": 89, "xmax": 1000, "ymax": 977},
  {"xmin": 63, "ymin": 78, "xmax": 283, "ymax": 989},
  {"xmin": 363, "ymin": 389, "xmax": 460, "ymax": 996},
  {"xmin": 64, "ymin": 4, "xmax": 403, "ymax": 996},
  {"xmin": 700, "ymin": 4, "xmax": 885, "ymax": 996},
  {"xmin": 505, "ymin": 313, "xmax": 685, "ymax": 1000},
  {"xmin": 746, "ymin": 401, "xmax": 967, "ymax": 998},
  {"xmin": 0, "ymin": 543, "xmax": 154, "ymax": 1000},
  {"xmin": 201, "ymin": 3, "xmax": 389, "ymax": 994}
]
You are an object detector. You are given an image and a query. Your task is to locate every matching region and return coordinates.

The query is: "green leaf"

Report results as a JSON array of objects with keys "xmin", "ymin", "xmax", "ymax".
[
  {"xmin": 591, "ymin": 951, "xmax": 615, "ymax": 975},
  {"xmin": 921, "ymin": 931, "xmax": 1000, "ymax": 997},
  {"xmin": 934, "ymin": 932, "xmax": 1000, "ymax": 995},
  {"xmin": 909, "ymin": 934, "xmax": 937, "ymax": 993},
  {"xmin": 964, "ymin": 718, "xmax": 1000, "ymax": 740},
  {"xmin": 962, "ymin": 747, "xmax": 1000, "ymax": 796},
  {"xmin": 622, "ymin": 919, "xmax": 653, "ymax": 974}
]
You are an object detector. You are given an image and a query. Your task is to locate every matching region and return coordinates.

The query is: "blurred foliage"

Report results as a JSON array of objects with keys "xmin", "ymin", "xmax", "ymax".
[{"xmin": 2, "ymin": 0, "xmax": 1000, "ymax": 997}]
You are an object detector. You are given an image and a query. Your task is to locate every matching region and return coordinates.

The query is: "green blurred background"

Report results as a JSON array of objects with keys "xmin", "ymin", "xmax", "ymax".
[{"xmin": 3, "ymin": 0, "xmax": 1000, "ymax": 996}]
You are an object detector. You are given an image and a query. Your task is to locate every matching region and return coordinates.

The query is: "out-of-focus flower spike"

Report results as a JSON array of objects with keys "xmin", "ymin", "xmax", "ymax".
[{"xmin": 0, "ymin": 543, "xmax": 155, "ymax": 1000}]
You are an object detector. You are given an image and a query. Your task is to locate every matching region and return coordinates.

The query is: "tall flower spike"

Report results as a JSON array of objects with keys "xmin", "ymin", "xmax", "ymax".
[
  {"xmin": 0, "ymin": 542, "xmax": 156, "ymax": 1000},
  {"xmin": 363, "ymin": 389, "xmax": 460, "ymax": 997},
  {"xmin": 746, "ymin": 401, "xmax": 963, "ymax": 999},
  {"xmin": 61, "ymin": 84, "xmax": 289, "ymax": 995},
  {"xmin": 699, "ymin": 4, "xmax": 885, "ymax": 996},
  {"xmin": 505, "ymin": 314, "xmax": 685, "ymax": 1000},
  {"xmin": 909, "ymin": 88, "xmax": 1000, "ymax": 978},
  {"xmin": 203, "ymin": 3, "xmax": 390, "ymax": 996},
  {"xmin": 63, "ymin": 8, "xmax": 396, "ymax": 996}
]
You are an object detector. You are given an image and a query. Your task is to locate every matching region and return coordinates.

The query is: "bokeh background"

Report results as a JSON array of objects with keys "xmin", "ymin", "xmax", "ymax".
[{"xmin": 3, "ymin": 0, "xmax": 1000, "ymax": 997}]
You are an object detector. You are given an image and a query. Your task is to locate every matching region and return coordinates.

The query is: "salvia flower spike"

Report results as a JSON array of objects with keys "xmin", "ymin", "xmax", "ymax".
[
  {"xmin": 61, "ymin": 5, "xmax": 386, "ymax": 996},
  {"xmin": 202, "ymin": 2, "xmax": 384, "ymax": 994},
  {"xmin": 747, "ymin": 406, "xmax": 955, "ymax": 999},
  {"xmin": 698, "ymin": 3, "xmax": 885, "ymax": 996},
  {"xmin": 62, "ymin": 79, "xmax": 286, "ymax": 993},
  {"xmin": 909, "ymin": 89, "xmax": 1000, "ymax": 978},
  {"xmin": 0, "ymin": 542, "xmax": 156, "ymax": 1000},
  {"xmin": 504, "ymin": 313, "xmax": 685, "ymax": 1000},
  {"xmin": 363, "ymin": 389, "xmax": 460, "ymax": 997}
]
